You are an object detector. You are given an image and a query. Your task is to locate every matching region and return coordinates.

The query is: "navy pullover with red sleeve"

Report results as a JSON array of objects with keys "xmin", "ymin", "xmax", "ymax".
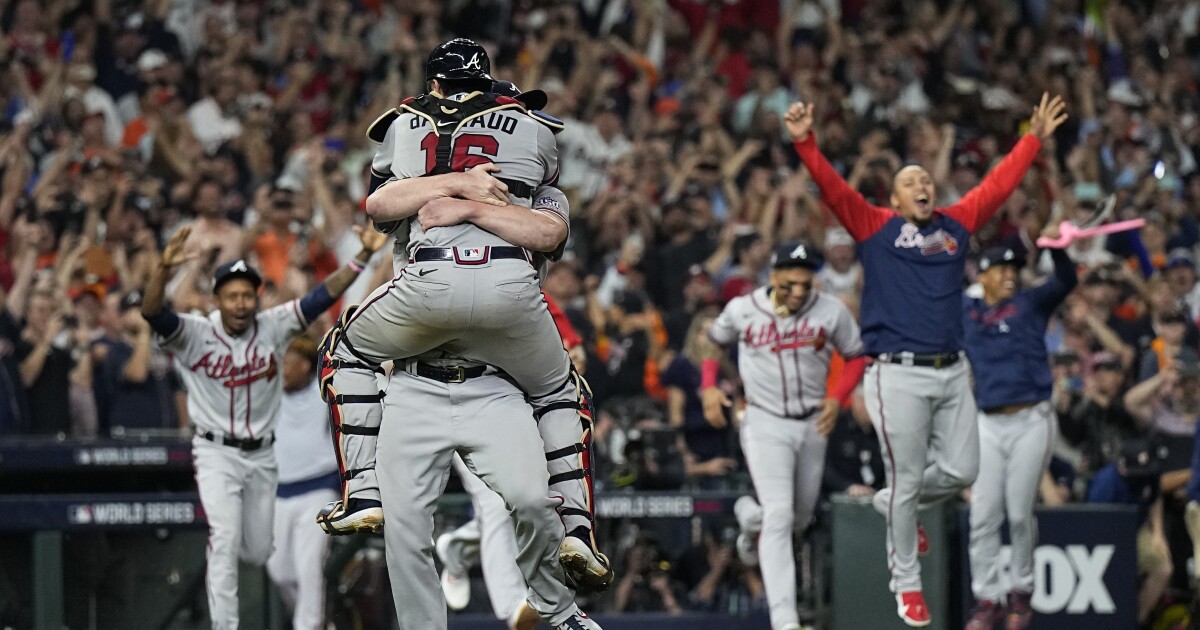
[{"xmin": 792, "ymin": 134, "xmax": 1043, "ymax": 355}]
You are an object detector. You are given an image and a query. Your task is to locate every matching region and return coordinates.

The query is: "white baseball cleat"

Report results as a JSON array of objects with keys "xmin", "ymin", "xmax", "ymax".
[
  {"xmin": 735, "ymin": 532, "xmax": 759, "ymax": 566},
  {"xmin": 436, "ymin": 532, "xmax": 472, "ymax": 610},
  {"xmin": 559, "ymin": 533, "xmax": 613, "ymax": 593},
  {"xmin": 315, "ymin": 499, "xmax": 383, "ymax": 535},
  {"xmin": 507, "ymin": 600, "xmax": 541, "ymax": 630},
  {"xmin": 554, "ymin": 611, "xmax": 602, "ymax": 630}
]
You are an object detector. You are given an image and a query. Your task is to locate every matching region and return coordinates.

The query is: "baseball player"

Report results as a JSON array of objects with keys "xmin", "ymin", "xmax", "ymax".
[
  {"xmin": 315, "ymin": 39, "xmax": 610, "ymax": 594},
  {"xmin": 357, "ymin": 171, "xmax": 599, "ymax": 630},
  {"xmin": 267, "ymin": 336, "xmax": 340, "ymax": 630},
  {"xmin": 139, "ymin": 224, "xmax": 385, "ymax": 630},
  {"xmin": 701, "ymin": 242, "xmax": 866, "ymax": 630},
  {"xmin": 963, "ymin": 243, "xmax": 1077, "ymax": 630},
  {"xmin": 435, "ymin": 291, "xmax": 589, "ymax": 630},
  {"xmin": 784, "ymin": 93, "xmax": 1068, "ymax": 627}
]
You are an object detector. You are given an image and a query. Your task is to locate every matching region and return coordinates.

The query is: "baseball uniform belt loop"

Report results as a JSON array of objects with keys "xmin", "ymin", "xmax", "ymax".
[
  {"xmin": 341, "ymin": 468, "xmax": 371, "ymax": 481},
  {"xmin": 405, "ymin": 360, "xmax": 488, "ymax": 384},
  {"xmin": 873, "ymin": 352, "xmax": 962, "ymax": 369},
  {"xmin": 196, "ymin": 429, "xmax": 276, "ymax": 452},
  {"xmin": 409, "ymin": 246, "xmax": 530, "ymax": 265},
  {"xmin": 559, "ymin": 507, "xmax": 593, "ymax": 520}
]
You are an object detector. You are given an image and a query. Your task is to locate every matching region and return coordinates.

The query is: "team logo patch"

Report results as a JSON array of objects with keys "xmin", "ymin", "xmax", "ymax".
[
  {"xmin": 894, "ymin": 223, "xmax": 959, "ymax": 256},
  {"xmin": 535, "ymin": 197, "xmax": 562, "ymax": 213}
]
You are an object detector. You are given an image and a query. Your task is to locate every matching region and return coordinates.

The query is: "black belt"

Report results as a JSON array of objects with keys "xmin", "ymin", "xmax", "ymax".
[
  {"xmin": 196, "ymin": 430, "xmax": 275, "ymax": 452},
  {"xmin": 413, "ymin": 362, "xmax": 488, "ymax": 384},
  {"xmin": 410, "ymin": 246, "xmax": 529, "ymax": 265},
  {"xmin": 873, "ymin": 352, "xmax": 962, "ymax": 369}
]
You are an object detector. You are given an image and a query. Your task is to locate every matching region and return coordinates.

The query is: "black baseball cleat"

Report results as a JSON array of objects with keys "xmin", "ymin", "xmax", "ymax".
[
  {"xmin": 559, "ymin": 527, "xmax": 614, "ymax": 593},
  {"xmin": 554, "ymin": 611, "xmax": 603, "ymax": 630},
  {"xmin": 316, "ymin": 498, "xmax": 384, "ymax": 535}
]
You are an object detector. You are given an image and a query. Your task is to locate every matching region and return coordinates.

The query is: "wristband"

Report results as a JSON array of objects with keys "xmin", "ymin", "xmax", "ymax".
[
  {"xmin": 347, "ymin": 259, "xmax": 364, "ymax": 273},
  {"xmin": 700, "ymin": 358, "xmax": 720, "ymax": 389}
]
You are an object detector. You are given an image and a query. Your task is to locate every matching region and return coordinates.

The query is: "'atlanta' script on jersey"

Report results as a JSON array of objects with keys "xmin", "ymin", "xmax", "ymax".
[
  {"xmin": 742, "ymin": 320, "xmax": 828, "ymax": 352},
  {"xmin": 190, "ymin": 346, "xmax": 278, "ymax": 388}
]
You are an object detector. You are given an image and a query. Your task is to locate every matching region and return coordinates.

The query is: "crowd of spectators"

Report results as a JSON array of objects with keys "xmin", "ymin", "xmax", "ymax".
[{"xmin": 4, "ymin": 0, "xmax": 1200, "ymax": 620}]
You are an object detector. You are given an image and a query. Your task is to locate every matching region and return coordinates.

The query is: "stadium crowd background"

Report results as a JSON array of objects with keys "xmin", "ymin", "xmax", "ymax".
[{"xmin": 2, "ymin": 0, "xmax": 1200, "ymax": 622}]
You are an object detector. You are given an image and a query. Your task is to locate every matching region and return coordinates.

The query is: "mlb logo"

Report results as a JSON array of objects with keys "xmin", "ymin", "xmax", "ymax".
[
  {"xmin": 71, "ymin": 505, "xmax": 93, "ymax": 524},
  {"xmin": 454, "ymin": 246, "xmax": 489, "ymax": 265}
]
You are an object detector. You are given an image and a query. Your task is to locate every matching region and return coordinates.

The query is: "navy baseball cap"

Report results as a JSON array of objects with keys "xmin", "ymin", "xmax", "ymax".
[
  {"xmin": 212, "ymin": 259, "xmax": 263, "ymax": 294},
  {"xmin": 978, "ymin": 247, "xmax": 1020, "ymax": 272},
  {"xmin": 491, "ymin": 80, "xmax": 549, "ymax": 111},
  {"xmin": 771, "ymin": 242, "xmax": 823, "ymax": 270}
]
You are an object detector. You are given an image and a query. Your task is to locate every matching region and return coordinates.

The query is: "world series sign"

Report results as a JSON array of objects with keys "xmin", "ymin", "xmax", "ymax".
[{"xmin": 956, "ymin": 505, "xmax": 1138, "ymax": 629}]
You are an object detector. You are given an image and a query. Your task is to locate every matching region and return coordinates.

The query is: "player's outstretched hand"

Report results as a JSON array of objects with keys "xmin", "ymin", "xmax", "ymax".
[
  {"xmin": 457, "ymin": 163, "xmax": 509, "ymax": 206},
  {"xmin": 1029, "ymin": 92, "xmax": 1068, "ymax": 140},
  {"xmin": 353, "ymin": 225, "xmax": 387, "ymax": 253},
  {"xmin": 160, "ymin": 226, "xmax": 192, "ymax": 268},
  {"xmin": 784, "ymin": 102, "xmax": 815, "ymax": 142},
  {"xmin": 701, "ymin": 386, "xmax": 731, "ymax": 428},
  {"xmin": 816, "ymin": 397, "xmax": 840, "ymax": 437}
]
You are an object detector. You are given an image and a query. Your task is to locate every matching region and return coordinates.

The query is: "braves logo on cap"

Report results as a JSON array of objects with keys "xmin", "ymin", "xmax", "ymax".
[{"xmin": 230, "ymin": 260, "xmax": 248, "ymax": 273}]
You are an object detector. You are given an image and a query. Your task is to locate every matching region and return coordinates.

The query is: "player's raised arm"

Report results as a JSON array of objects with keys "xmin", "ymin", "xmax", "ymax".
[
  {"xmin": 295, "ymin": 225, "xmax": 389, "ymax": 324},
  {"xmin": 365, "ymin": 164, "xmax": 510, "ymax": 223},
  {"xmin": 943, "ymin": 93, "xmax": 1067, "ymax": 233},
  {"xmin": 141, "ymin": 226, "xmax": 191, "ymax": 338},
  {"xmin": 786, "ymin": 102, "xmax": 892, "ymax": 241}
]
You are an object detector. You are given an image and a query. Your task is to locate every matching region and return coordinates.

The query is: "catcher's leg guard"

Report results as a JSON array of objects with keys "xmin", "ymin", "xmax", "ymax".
[
  {"xmin": 532, "ymin": 370, "xmax": 612, "ymax": 592},
  {"xmin": 315, "ymin": 307, "xmax": 385, "ymax": 535}
]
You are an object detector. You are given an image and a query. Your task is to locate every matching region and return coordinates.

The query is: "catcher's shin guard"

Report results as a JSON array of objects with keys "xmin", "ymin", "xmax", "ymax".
[
  {"xmin": 316, "ymin": 306, "xmax": 385, "ymax": 535},
  {"xmin": 533, "ymin": 370, "xmax": 612, "ymax": 592}
]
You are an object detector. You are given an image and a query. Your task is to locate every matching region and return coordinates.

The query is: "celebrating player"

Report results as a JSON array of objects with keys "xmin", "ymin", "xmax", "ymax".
[
  {"xmin": 316, "ymin": 39, "xmax": 605, "ymax": 629},
  {"xmin": 702, "ymin": 242, "xmax": 865, "ymax": 630},
  {"xmin": 963, "ymin": 243, "xmax": 1076, "ymax": 630},
  {"xmin": 785, "ymin": 93, "xmax": 1068, "ymax": 627},
  {"xmin": 140, "ymin": 224, "xmax": 385, "ymax": 630}
]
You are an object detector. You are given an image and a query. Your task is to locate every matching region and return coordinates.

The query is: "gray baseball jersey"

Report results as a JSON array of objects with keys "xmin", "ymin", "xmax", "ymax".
[
  {"xmin": 711, "ymin": 287, "xmax": 864, "ymax": 418},
  {"xmin": 163, "ymin": 299, "xmax": 308, "ymax": 438},
  {"xmin": 371, "ymin": 92, "xmax": 558, "ymax": 255},
  {"xmin": 388, "ymin": 185, "xmax": 570, "ymax": 280}
]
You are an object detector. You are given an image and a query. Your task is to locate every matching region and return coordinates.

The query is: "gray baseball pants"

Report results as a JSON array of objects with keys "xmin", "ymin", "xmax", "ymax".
[
  {"xmin": 377, "ymin": 368, "xmax": 580, "ymax": 629},
  {"xmin": 968, "ymin": 401, "xmax": 1055, "ymax": 602},
  {"xmin": 323, "ymin": 259, "xmax": 594, "ymax": 534},
  {"xmin": 865, "ymin": 359, "xmax": 979, "ymax": 593}
]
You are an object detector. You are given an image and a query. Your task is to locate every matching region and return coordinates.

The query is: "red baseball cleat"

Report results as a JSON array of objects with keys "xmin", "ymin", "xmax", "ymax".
[
  {"xmin": 1005, "ymin": 591, "xmax": 1033, "ymax": 630},
  {"xmin": 917, "ymin": 525, "xmax": 929, "ymax": 556},
  {"xmin": 896, "ymin": 591, "xmax": 931, "ymax": 627},
  {"xmin": 965, "ymin": 599, "xmax": 1005, "ymax": 630}
]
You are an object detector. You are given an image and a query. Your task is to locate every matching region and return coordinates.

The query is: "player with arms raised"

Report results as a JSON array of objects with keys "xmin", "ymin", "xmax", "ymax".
[
  {"xmin": 140, "ymin": 225, "xmax": 385, "ymax": 630},
  {"xmin": 784, "ymin": 94, "xmax": 1068, "ymax": 627}
]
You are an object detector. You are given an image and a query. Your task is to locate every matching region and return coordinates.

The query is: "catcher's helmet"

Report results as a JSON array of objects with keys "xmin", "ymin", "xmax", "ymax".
[
  {"xmin": 492, "ymin": 80, "xmax": 548, "ymax": 111},
  {"xmin": 426, "ymin": 38, "xmax": 493, "ymax": 82}
]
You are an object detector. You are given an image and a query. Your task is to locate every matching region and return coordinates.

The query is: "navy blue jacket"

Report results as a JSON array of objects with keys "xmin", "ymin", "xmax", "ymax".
[{"xmin": 963, "ymin": 248, "xmax": 1077, "ymax": 410}]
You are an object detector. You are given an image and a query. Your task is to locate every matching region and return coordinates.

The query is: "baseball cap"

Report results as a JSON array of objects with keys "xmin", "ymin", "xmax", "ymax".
[
  {"xmin": 1119, "ymin": 438, "xmax": 1166, "ymax": 478},
  {"xmin": 1166, "ymin": 248, "xmax": 1195, "ymax": 270},
  {"xmin": 771, "ymin": 242, "xmax": 824, "ymax": 271},
  {"xmin": 491, "ymin": 80, "xmax": 549, "ymax": 112},
  {"xmin": 137, "ymin": 49, "xmax": 168, "ymax": 73},
  {"xmin": 212, "ymin": 259, "xmax": 263, "ymax": 294},
  {"xmin": 978, "ymin": 246, "xmax": 1019, "ymax": 272}
]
